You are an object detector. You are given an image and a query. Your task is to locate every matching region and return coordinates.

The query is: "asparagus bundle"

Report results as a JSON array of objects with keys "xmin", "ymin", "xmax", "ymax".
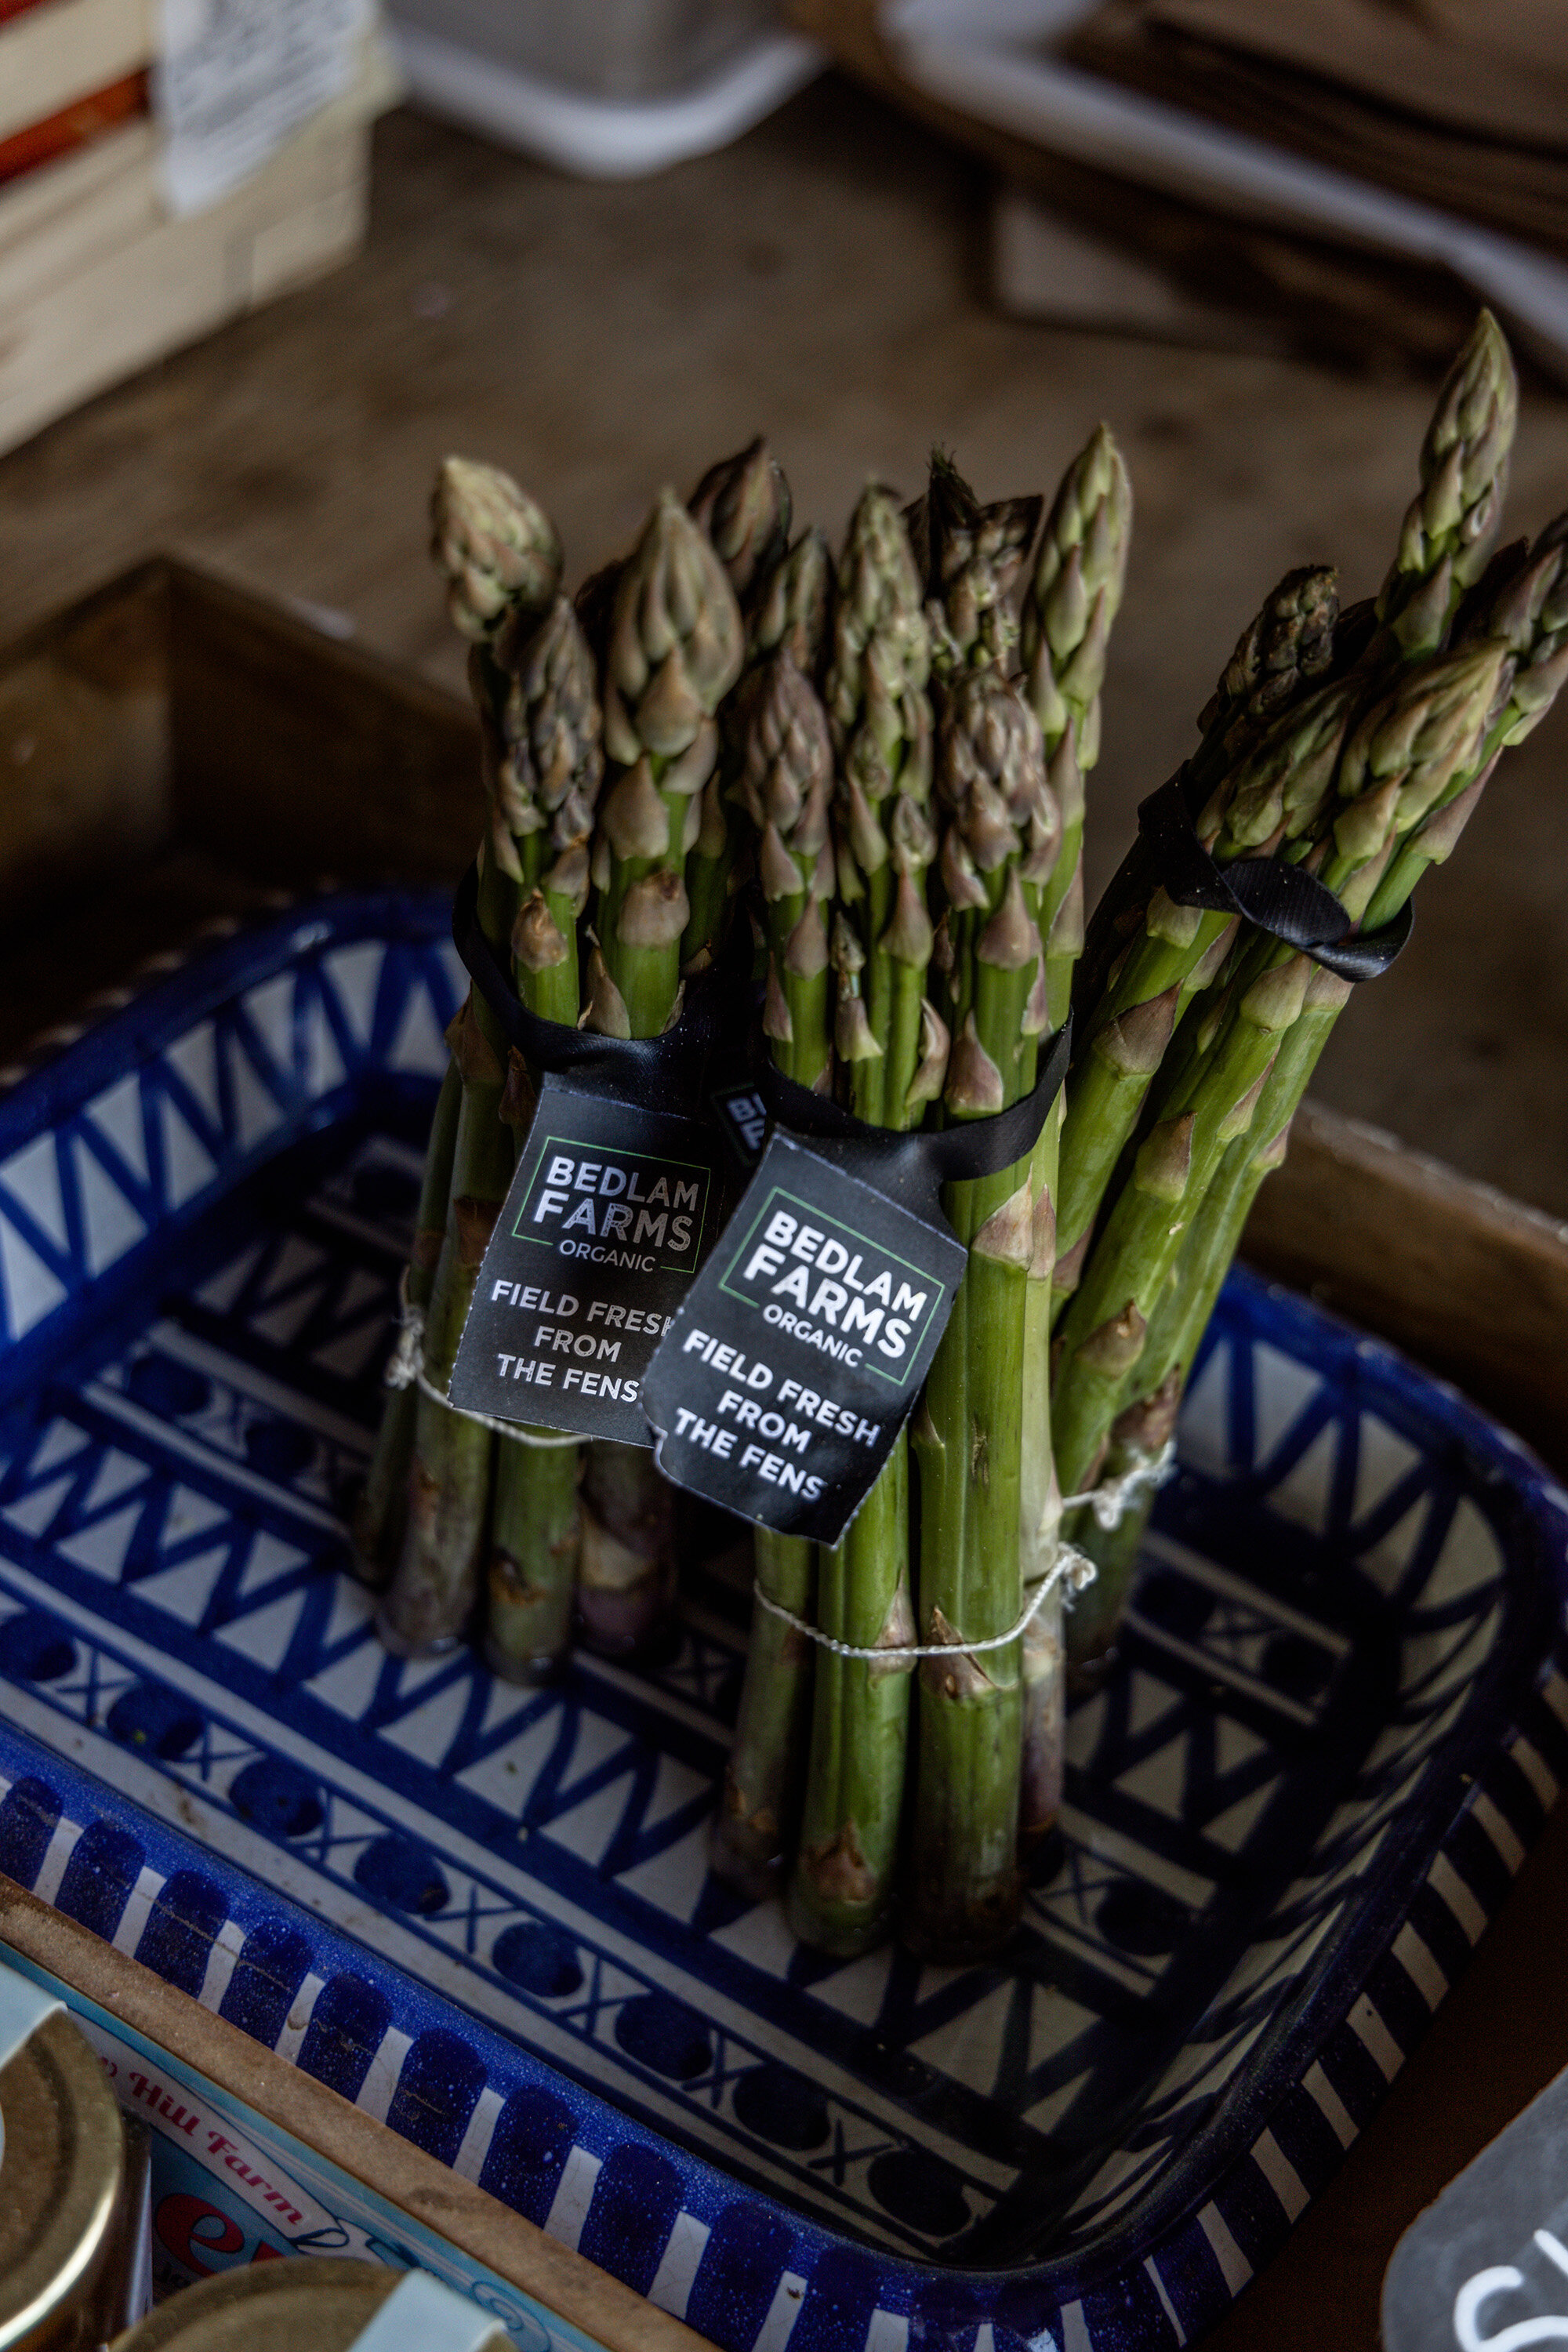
[
  {"xmin": 1053, "ymin": 637, "xmax": 1508, "ymax": 1512},
  {"xmin": 1093, "ymin": 514, "xmax": 1568, "ymax": 1530},
  {"xmin": 1051, "ymin": 310, "xmax": 1524, "ymax": 1672},
  {"xmin": 713, "ymin": 438, "xmax": 1125, "ymax": 1951}
]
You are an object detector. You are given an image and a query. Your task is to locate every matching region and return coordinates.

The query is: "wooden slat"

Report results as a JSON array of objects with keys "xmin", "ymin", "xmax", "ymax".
[
  {"xmin": 0, "ymin": 557, "xmax": 171, "ymax": 920},
  {"xmin": 166, "ymin": 561, "xmax": 481, "ymax": 887},
  {"xmin": 0, "ymin": 1878, "xmax": 710, "ymax": 2352}
]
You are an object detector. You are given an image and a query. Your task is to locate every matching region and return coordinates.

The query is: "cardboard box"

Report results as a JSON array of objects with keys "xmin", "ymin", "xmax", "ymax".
[{"xmin": 0, "ymin": 14, "xmax": 398, "ymax": 458}]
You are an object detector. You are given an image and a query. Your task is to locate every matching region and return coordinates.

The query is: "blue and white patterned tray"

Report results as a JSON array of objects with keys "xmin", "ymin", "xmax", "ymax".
[{"xmin": 0, "ymin": 889, "xmax": 1562, "ymax": 2352}]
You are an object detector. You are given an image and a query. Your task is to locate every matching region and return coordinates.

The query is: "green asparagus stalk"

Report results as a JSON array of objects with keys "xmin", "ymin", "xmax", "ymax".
[
  {"xmin": 1367, "ymin": 515, "xmax": 1568, "ymax": 927},
  {"xmin": 1022, "ymin": 425, "xmax": 1133, "ymax": 1025},
  {"xmin": 787, "ymin": 487, "xmax": 938, "ymax": 1958},
  {"xmin": 712, "ymin": 652, "xmax": 836, "ymax": 1898},
  {"xmin": 351, "ymin": 1058, "xmax": 463, "ymax": 1588},
  {"xmin": 485, "ymin": 597, "xmax": 605, "ymax": 1683},
  {"xmin": 689, "ymin": 528, "xmax": 835, "ymax": 981},
  {"xmin": 378, "ymin": 984, "xmax": 511, "ymax": 1654},
  {"xmin": 911, "ymin": 670, "xmax": 1057, "ymax": 1958},
  {"xmin": 377, "ymin": 463, "xmax": 561, "ymax": 1653},
  {"xmin": 577, "ymin": 492, "xmax": 744, "ymax": 1657},
  {"xmin": 1204, "ymin": 566, "xmax": 1341, "ymax": 741}
]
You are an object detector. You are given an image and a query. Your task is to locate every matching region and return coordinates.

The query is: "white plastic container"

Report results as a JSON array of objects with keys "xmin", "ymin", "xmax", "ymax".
[{"xmin": 386, "ymin": 0, "xmax": 822, "ymax": 178}]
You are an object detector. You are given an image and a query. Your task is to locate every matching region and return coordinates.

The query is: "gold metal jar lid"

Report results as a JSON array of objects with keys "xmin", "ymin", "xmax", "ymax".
[
  {"xmin": 0, "ymin": 2009, "xmax": 126, "ymax": 2352},
  {"xmin": 111, "ymin": 2262, "xmax": 480, "ymax": 2352}
]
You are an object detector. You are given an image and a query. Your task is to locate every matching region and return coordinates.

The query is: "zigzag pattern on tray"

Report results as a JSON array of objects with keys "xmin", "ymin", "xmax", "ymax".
[
  {"xmin": 0, "ymin": 896, "xmax": 1562, "ymax": 2352},
  {"xmin": 0, "ymin": 909, "xmax": 463, "ymax": 1361},
  {"xmin": 0, "ymin": 1164, "xmax": 1556, "ymax": 2272}
]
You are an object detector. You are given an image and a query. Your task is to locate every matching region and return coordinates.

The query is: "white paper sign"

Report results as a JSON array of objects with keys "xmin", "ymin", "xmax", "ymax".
[{"xmin": 156, "ymin": 0, "xmax": 372, "ymax": 216}]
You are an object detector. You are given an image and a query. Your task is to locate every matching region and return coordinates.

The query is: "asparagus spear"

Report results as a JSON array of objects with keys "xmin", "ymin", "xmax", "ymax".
[
  {"xmin": 689, "ymin": 436, "xmax": 793, "ymax": 607},
  {"xmin": 590, "ymin": 490, "xmax": 745, "ymax": 1036},
  {"xmin": 1022, "ymin": 425, "xmax": 1133, "ymax": 1025},
  {"xmin": 377, "ymin": 464, "xmax": 561, "ymax": 1653},
  {"xmin": 683, "ymin": 443, "xmax": 797, "ymax": 970},
  {"xmin": 910, "ymin": 451, "xmax": 1041, "ymax": 684},
  {"xmin": 1367, "ymin": 515, "xmax": 1568, "ymax": 926},
  {"xmin": 485, "ymin": 597, "xmax": 605, "ymax": 1684},
  {"xmin": 378, "ymin": 984, "xmax": 512, "ymax": 1653},
  {"xmin": 826, "ymin": 484, "xmax": 935, "ymax": 1127},
  {"xmin": 712, "ymin": 652, "xmax": 836, "ymax": 1897},
  {"xmin": 1203, "ymin": 565, "xmax": 1340, "ymax": 742},
  {"xmin": 717, "ymin": 528, "xmax": 835, "ymax": 924},
  {"xmin": 577, "ymin": 493, "xmax": 745, "ymax": 1657},
  {"xmin": 787, "ymin": 488, "xmax": 937, "ymax": 1958},
  {"xmin": 350, "ymin": 1058, "xmax": 463, "ymax": 1588},
  {"xmin": 749, "ymin": 528, "xmax": 833, "ymax": 677},
  {"xmin": 912, "ymin": 670, "xmax": 1056, "ymax": 1958},
  {"xmin": 1051, "ymin": 637, "xmax": 1511, "ymax": 1512},
  {"xmin": 430, "ymin": 457, "xmax": 563, "ymax": 644},
  {"xmin": 1376, "ymin": 310, "xmax": 1517, "ymax": 650}
]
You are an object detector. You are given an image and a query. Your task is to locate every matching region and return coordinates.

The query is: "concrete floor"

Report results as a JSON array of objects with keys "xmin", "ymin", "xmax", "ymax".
[{"xmin": 2, "ymin": 78, "xmax": 1567, "ymax": 1218}]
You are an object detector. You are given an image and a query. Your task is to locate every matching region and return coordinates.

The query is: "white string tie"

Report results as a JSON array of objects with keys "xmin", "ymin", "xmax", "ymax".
[
  {"xmin": 751, "ymin": 1440, "xmax": 1178, "ymax": 1663},
  {"xmin": 1073, "ymin": 1439, "xmax": 1178, "ymax": 1529},
  {"xmin": 753, "ymin": 1541, "xmax": 1097, "ymax": 1662},
  {"xmin": 383, "ymin": 1279, "xmax": 580, "ymax": 1450}
]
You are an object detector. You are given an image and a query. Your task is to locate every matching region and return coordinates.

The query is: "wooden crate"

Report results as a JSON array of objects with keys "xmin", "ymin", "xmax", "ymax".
[
  {"xmin": 1, "ymin": 0, "xmax": 153, "ymax": 148},
  {"xmin": 0, "ymin": 13, "xmax": 398, "ymax": 459},
  {"xmin": 1, "ymin": 558, "xmax": 1566, "ymax": 2347}
]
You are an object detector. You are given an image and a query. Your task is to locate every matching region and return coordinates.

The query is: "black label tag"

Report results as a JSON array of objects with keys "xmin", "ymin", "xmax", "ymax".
[
  {"xmin": 641, "ymin": 1132, "xmax": 967, "ymax": 1544},
  {"xmin": 449, "ymin": 1075, "xmax": 724, "ymax": 1446},
  {"xmin": 710, "ymin": 1081, "xmax": 769, "ymax": 1170},
  {"xmin": 1383, "ymin": 2055, "xmax": 1568, "ymax": 2352}
]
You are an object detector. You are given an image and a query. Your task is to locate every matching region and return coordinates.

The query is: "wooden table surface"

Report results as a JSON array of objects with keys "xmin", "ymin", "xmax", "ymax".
[{"xmin": 2, "ymin": 74, "xmax": 1567, "ymax": 2348}]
